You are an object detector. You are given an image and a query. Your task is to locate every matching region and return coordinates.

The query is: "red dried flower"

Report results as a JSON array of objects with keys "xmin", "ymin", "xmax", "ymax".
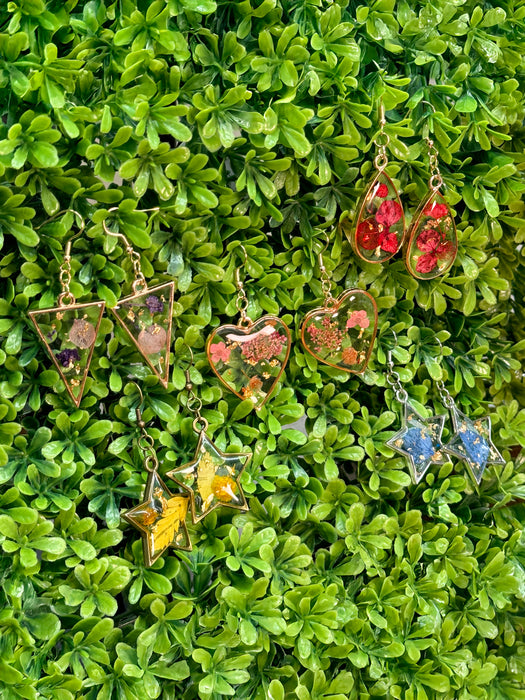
[
  {"xmin": 415, "ymin": 252, "xmax": 437, "ymax": 274},
  {"xmin": 307, "ymin": 321, "xmax": 343, "ymax": 352},
  {"xmin": 424, "ymin": 202, "xmax": 448, "ymax": 219},
  {"xmin": 346, "ymin": 310, "xmax": 370, "ymax": 330},
  {"xmin": 376, "ymin": 200, "xmax": 403, "ymax": 227},
  {"xmin": 357, "ymin": 219, "xmax": 380, "ymax": 250},
  {"xmin": 380, "ymin": 232, "xmax": 399, "ymax": 253},
  {"xmin": 417, "ymin": 228, "xmax": 442, "ymax": 252},
  {"xmin": 436, "ymin": 241, "xmax": 454, "ymax": 260},
  {"xmin": 376, "ymin": 183, "xmax": 389, "ymax": 198},
  {"xmin": 357, "ymin": 219, "xmax": 399, "ymax": 254}
]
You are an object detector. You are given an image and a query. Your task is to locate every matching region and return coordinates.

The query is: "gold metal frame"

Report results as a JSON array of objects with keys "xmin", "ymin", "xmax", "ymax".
[
  {"xmin": 109, "ymin": 281, "xmax": 175, "ymax": 388},
  {"xmin": 122, "ymin": 470, "xmax": 192, "ymax": 567},
  {"xmin": 300, "ymin": 289, "xmax": 378, "ymax": 374},
  {"xmin": 29, "ymin": 300, "xmax": 105, "ymax": 408}
]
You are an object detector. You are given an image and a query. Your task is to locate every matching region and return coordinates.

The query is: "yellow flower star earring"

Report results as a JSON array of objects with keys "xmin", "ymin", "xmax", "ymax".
[
  {"xmin": 122, "ymin": 383, "xmax": 192, "ymax": 566},
  {"xmin": 166, "ymin": 347, "xmax": 251, "ymax": 523}
]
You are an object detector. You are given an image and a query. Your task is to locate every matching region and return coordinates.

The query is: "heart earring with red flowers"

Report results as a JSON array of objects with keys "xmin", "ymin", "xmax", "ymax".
[
  {"xmin": 342, "ymin": 101, "xmax": 405, "ymax": 263},
  {"xmin": 405, "ymin": 136, "xmax": 458, "ymax": 279},
  {"xmin": 300, "ymin": 238, "xmax": 378, "ymax": 373},
  {"xmin": 206, "ymin": 245, "xmax": 291, "ymax": 410}
]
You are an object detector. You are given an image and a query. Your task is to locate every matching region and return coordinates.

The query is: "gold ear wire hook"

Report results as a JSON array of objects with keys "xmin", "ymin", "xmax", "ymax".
[
  {"xmin": 40, "ymin": 209, "xmax": 86, "ymax": 307},
  {"xmin": 102, "ymin": 208, "xmax": 153, "ymax": 293},
  {"xmin": 233, "ymin": 244, "xmax": 251, "ymax": 327},
  {"xmin": 180, "ymin": 343, "xmax": 208, "ymax": 433},
  {"xmin": 128, "ymin": 381, "xmax": 158, "ymax": 472},
  {"xmin": 317, "ymin": 231, "xmax": 334, "ymax": 308}
]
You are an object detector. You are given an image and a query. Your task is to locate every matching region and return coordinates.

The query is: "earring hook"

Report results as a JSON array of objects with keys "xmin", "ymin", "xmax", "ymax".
[{"xmin": 233, "ymin": 244, "xmax": 251, "ymax": 327}]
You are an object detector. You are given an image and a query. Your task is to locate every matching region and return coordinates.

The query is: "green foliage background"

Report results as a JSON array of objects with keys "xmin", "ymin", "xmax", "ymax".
[{"xmin": 1, "ymin": 0, "xmax": 525, "ymax": 698}]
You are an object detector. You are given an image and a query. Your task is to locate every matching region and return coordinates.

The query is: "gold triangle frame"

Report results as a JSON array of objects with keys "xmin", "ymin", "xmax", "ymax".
[
  {"xmin": 29, "ymin": 300, "xmax": 105, "ymax": 407},
  {"xmin": 109, "ymin": 281, "xmax": 174, "ymax": 388}
]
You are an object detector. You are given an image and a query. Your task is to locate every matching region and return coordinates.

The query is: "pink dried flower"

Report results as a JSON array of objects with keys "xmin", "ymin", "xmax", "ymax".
[
  {"xmin": 241, "ymin": 330, "xmax": 287, "ymax": 362},
  {"xmin": 210, "ymin": 341, "xmax": 231, "ymax": 364},
  {"xmin": 346, "ymin": 310, "xmax": 370, "ymax": 330}
]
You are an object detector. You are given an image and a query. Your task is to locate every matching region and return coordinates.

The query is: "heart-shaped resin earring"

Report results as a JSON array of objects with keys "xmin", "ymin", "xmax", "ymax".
[
  {"xmin": 300, "ymin": 238, "xmax": 378, "ymax": 373},
  {"xmin": 206, "ymin": 245, "xmax": 291, "ymax": 410},
  {"xmin": 342, "ymin": 101, "xmax": 405, "ymax": 264}
]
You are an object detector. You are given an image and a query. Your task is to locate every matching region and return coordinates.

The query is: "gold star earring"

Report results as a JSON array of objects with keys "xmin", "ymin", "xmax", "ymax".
[
  {"xmin": 166, "ymin": 346, "xmax": 251, "ymax": 523},
  {"xmin": 122, "ymin": 383, "xmax": 191, "ymax": 566}
]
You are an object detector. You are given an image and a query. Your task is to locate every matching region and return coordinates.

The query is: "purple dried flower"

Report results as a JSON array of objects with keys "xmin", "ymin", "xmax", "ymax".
[
  {"xmin": 145, "ymin": 296, "xmax": 164, "ymax": 314},
  {"xmin": 56, "ymin": 348, "xmax": 80, "ymax": 368}
]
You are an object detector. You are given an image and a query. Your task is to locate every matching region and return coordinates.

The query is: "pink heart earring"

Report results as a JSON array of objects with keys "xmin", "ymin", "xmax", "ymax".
[
  {"xmin": 300, "ymin": 235, "xmax": 378, "ymax": 373},
  {"xmin": 206, "ymin": 244, "xmax": 291, "ymax": 410}
]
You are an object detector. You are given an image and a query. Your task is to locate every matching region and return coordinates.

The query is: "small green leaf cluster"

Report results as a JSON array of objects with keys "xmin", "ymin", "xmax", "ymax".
[{"xmin": 0, "ymin": 0, "xmax": 525, "ymax": 698}]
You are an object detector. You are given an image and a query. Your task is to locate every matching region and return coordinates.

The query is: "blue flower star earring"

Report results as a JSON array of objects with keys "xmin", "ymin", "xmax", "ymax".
[
  {"xmin": 385, "ymin": 352, "xmax": 449, "ymax": 484},
  {"xmin": 436, "ymin": 380, "xmax": 505, "ymax": 485}
]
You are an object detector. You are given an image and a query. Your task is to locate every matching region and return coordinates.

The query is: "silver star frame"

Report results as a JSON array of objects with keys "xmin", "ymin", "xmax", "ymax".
[
  {"xmin": 386, "ymin": 402, "xmax": 450, "ymax": 484},
  {"xmin": 443, "ymin": 405, "xmax": 505, "ymax": 485}
]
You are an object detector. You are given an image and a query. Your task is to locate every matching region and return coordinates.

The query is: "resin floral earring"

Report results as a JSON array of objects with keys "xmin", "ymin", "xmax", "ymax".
[
  {"xmin": 300, "ymin": 236, "xmax": 378, "ymax": 373},
  {"xmin": 166, "ymin": 347, "xmax": 251, "ymax": 523},
  {"xmin": 122, "ymin": 383, "xmax": 191, "ymax": 566},
  {"xmin": 342, "ymin": 100, "xmax": 405, "ymax": 263},
  {"xmin": 206, "ymin": 244, "xmax": 291, "ymax": 409},
  {"xmin": 405, "ymin": 132, "xmax": 458, "ymax": 279},
  {"xmin": 436, "ymin": 379, "xmax": 504, "ymax": 485},
  {"xmin": 29, "ymin": 210, "xmax": 105, "ymax": 407},
  {"xmin": 103, "ymin": 208, "xmax": 174, "ymax": 388},
  {"xmin": 385, "ymin": 350, "xmax": 449, "ymax": 484}
]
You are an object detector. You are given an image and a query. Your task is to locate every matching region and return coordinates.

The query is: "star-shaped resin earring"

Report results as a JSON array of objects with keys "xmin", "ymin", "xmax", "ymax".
[
  {"xmin": 167, "ymin": 345, "xmax": 251, "ymax": 523},
  {"xmin": 121, "ymin": 384, "xmax": 192, "ymax": 566},
  {"xmin": 123, "ymin": 470, "xmax": 191, "ymax": 566},
  {"xmin": 386, "ymin": 402, "xmax": 449, "ymax": 484},
  {"xmin": 436, "ymin": 381, "xmax": 505, "ymax": 485},
  {"xmin": 384, "ymin": 351, "xmax": 450, "ymax": 484},
  {"xmin": 167, "ymin": 431, "xmax": 250, "ymax": 523}
]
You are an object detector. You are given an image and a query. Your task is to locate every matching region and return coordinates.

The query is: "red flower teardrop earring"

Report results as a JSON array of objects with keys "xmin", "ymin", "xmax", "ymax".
[
  {"xmin": 405, "ymin": 136, "xmax": 458, "ymax": 279},
  {"xmin": 342, "ymin": 101, "xmax": 405, "ymax": 263}
]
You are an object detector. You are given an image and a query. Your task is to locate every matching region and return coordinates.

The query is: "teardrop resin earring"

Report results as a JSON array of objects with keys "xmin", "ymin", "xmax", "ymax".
[
  {"xmin": 405, "ymin": 137, "xmax": 458, "ymax": 279},
  {"xmin": 28, "ymin": 210, "xmax": 105, "ymax": 407},
  {"xmin": 343, "ymin": 101, "xmax": 405, "ymax": 263},
  {"xmin": 103, "ymin": 208, "xmax": 174, "ymax": 388}
]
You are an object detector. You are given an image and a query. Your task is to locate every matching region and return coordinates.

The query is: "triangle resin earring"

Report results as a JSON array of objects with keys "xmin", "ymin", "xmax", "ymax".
[
  {"xmin": 28, "ymin": 210, "xmax": 105, "ymax": 407},
  {"xmin": 405, "ymin": 134, "xmax": 458, "ymax": 279},
  {"xmin": 206, "ymin": 244, "xmax": 291, "ymax": 410},
  {"xmin": 300, "ymin": 236, "xmax": 378, "ymax": 374},
  {"xmin": 103, "ymin": 209, "xmax": 174, "ymax": 388},
  {"xmin": 342, "ymin": 100, "xmax": 405, "ymax": 263}
]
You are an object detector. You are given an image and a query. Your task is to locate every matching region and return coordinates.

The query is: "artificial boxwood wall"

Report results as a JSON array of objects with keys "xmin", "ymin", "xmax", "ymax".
[{"xmin": 1, "ymin": 0, "xmax": 525, "ymax": 698}]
